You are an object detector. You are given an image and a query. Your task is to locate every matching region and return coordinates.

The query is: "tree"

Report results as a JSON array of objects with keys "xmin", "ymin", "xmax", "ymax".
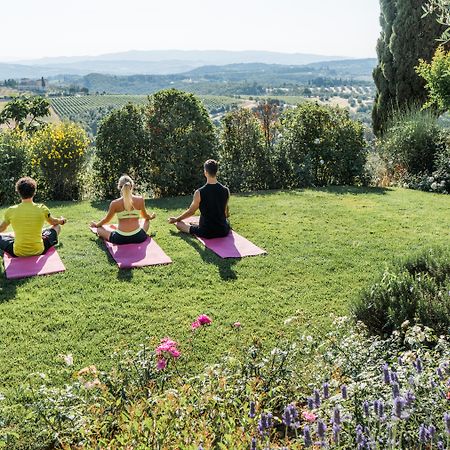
[
  {"xmin": 95, "ymin": 103, "xmax": 148, "ymax": 198},
  {"xmin": 416, "ymin": 46, "xmax": 450, "ymax": 112},
  {"xmin": 254, "ymin": 100, "xmax": 280, "ymax": 150},
  {"xmin": 146, "ymin": 89, "xmax": 217, "ymax": 197},
  {"xmin": 0, "ymin": 96, "xmax": 50, "ymax": 132},
  {"xmin": 372, "ymin": 0, "xmax": 446, "ymax": 136},
  {"xmin": 219, "ymin": 108, "xmax": 272, "ymax": 192}
]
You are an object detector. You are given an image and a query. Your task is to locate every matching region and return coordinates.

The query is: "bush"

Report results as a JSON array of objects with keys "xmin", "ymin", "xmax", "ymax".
[
  {"xmin": 278, "ymin": 102, "xmax": 367, "ymax": 188},
  {"xmin": 95, "ymin": 103, "xmax": 148, "ymax": 198},
  {"xmin": 352, "ymin": 248, "xmax": 450, "ymax": 335},
  {"xmin": 220, "ymin": 108, "xmax": 273, "ymax": 192},
  {"xmin": 407, "ymin": 144, "xmax": 450, "ymax": 193},
  {"xmin": 0, "ymin": 131, "xmax": 30, "ymax": 205},
  {"xmin": 146, "ymin": 89, "xmax": 217, "ymax": 197},
  {"xmin": 378, "ymin": 108, "xmax": 443, "ymax": 176},
  {"xmin": 30, "ymin": 122, "xmax": 89, "ymax": 200}
]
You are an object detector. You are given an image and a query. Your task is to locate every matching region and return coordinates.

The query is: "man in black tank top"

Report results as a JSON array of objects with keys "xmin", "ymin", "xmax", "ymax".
[{"xmin": 168, "ymin": 159, "xmax": 231, "ymax": 238}]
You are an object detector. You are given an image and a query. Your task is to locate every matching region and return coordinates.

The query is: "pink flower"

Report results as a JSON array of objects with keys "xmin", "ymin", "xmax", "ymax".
[
  {"xmin": 197, "ymin": 314, "xmax": 212, "ymax": 325},
  {"xmin": 191, "ymin": 320, "xmax": 201, "ymax": 330},
  {"xmin": 233, "ymin": 322, "xmax": 241, "ymax": 328},
  {"xmin": 302, "ymin": 411, "xmax": 317, "ymax": 422},
  {"xmin": 155, "ymin": 337, "xmax": 181, "ymax": 359},
  {"xmin": 156, "ymin": 358, "xmax": 167, "ymax": 371}
]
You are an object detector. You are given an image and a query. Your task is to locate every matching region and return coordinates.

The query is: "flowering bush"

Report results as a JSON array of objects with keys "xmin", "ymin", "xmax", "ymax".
[
  {"xmin": 353, "ymin": 247, "xmax": 450, "ymax": 335},
  {"xmin": 30, "ymin": 122, "xmax": 89, "ymax": 200},
  {"xmin": 2, "ymin": 315, "xmax": 450, "ymax": 449}
]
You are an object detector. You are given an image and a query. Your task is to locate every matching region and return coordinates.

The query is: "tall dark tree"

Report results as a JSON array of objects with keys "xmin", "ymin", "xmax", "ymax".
[{"xmin": 372, "ymin": 0, "xmax": 446, "ymax": 135}]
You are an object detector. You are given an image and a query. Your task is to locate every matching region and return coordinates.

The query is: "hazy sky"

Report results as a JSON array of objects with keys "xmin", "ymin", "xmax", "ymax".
[{"xmin": 1, "ymin": 0, "xmax": 381, "ymax": 60}]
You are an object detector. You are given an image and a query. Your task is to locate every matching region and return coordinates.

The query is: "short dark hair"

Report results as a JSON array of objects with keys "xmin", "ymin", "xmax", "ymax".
[
  {"xmin": 15, "ymin": 177, "xmax": 37, "ymax": 199},
  {"xmin": 204, "ymin": 159, "xmax": 218, "ymax": 176}
]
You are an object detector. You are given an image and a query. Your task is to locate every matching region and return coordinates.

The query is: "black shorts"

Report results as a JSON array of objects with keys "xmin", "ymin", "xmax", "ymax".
[
  {"xmin": 109, "ymin": 229, "xmax": 148, "ymax": 245},
  {"xmin": 0, "ymin": 228, "xmax": 58, "ymax": 258},
  {"xmin": 189, "ymin": 224, "xmax": 230, "ymax": 239}
]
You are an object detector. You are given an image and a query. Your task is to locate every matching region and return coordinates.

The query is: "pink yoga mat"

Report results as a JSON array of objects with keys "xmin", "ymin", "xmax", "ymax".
[
  {"xmin": 182, "ymin": 216, "xmax": 266, "ymax": 259},
  {"xmin": 90, "ymin": 224, "xmax": 172, "ymax": 269},
  {"xmin": 3, "ymin": 247, "xmax": 66, "ymax": 280}
]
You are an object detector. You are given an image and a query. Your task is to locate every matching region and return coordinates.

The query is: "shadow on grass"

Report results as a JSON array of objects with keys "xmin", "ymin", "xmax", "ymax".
[
  {"xmin": 91, "ymin": 237, "xmax": 134, "ymax": 282},
  {"xmin": 314, "ymin": 186, "xmax": 392, "ymax": 196},
  {"xmin": 0, "ymin": 275, "xmax": 26, "ymax": 303},
  {"xmin": 170, "ymin": 230, "xmax": 238, "ymax": 281}
]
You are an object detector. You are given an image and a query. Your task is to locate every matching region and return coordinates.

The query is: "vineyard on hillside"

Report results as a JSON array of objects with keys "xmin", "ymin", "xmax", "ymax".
[{"xmin": 51, "ymin": 94, "xmax": 244, "ymax": 119}]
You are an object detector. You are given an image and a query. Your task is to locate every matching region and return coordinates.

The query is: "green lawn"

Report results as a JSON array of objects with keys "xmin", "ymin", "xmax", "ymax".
[{"xmin": 0, "ymin": 187, "xmax": 449, "ymax": 392}]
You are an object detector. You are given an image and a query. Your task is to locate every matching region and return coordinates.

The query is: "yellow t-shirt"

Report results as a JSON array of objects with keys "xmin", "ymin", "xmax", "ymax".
[{"xmin": 4, "ymin": 202, "xmax": 50, "ymax": 257}]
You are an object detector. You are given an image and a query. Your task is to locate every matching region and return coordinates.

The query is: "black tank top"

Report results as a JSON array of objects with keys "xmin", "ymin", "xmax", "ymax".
[{"xmin": 199, "ymin": 183, "xmax": 229, "ymax": 232}]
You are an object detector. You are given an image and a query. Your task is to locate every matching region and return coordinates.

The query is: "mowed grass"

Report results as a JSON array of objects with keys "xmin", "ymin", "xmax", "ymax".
[{"xmin": 0, "ymin": 187, "xmax": 449, "ymax": 391}]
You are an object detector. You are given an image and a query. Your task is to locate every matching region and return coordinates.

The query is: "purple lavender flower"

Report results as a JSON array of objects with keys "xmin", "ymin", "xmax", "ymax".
[
  {"xmin": 405, "ymin": 390, "xmax": 415, "ymax": 405},
  {"xmin": 393, "ymin": 397, "xmax": 406, "ymax": 419},
  {"xmin": 390, "ymin": 371, "xmax": 398, "ymax": 383},
  {"xmin": 408, "ymin": 375, "xmax": 415, "ymax": 386},
  {"xmin": 444, "ymin": 412, "xmax": 450, "ymax": 434},
  {"xmin": 307, "ymin": 396, "xmax": 314, "ymax": 409},
  {"xmin": 282, "ymin": 404, "xmax": 299, "ymax": 429},
  {"xmin": 391, "ymin": 382, "xmax": 400, "ymax": 399},
  {"xmin": 323, "ymin": 382, "xmax": 330, "ymax": 399},
  {"xmin": 303, "ymin": 425, "xmax": 312, "ymax": 447},
  {"xmin": 249, "ymin": 401, "xmax": 256, "ymax": 419},
  {"xmin": 333, "ymin": 406, "xmax": 341, "ymax": 425},
  {"xmin": 431, "ymin": 380, "xmax": 437, "ymax": 388},
  {"xmin": 363, "ymin": 400, "xmax": 370, "ymax": 417},
  {"xmin": 258, "ymin": 412, "xmax": 273, "ymax": 436},
  {"xmin": 414, "ymin": 357, "xmax": 423, "ymax": 374},
  {"xmin": 332, "ymin": 423, "xmax": 341, "ymax": 443},
  {"xmin": 378, "ymin": 400, "xmax": 385, "ymax": 419},
  {"xmin": 317, "ymin": 419, "xmax": 327, "ymax": 440},
  {"xmin": 428, "ymin": 424, "xmax": 436, "ymax": 439},
  {"xmin": 397, "ymin": 356, "xmax": 402, "ymax": 366},
  {"xmin": 356, "ymin": 424, "xmax": 364, "ymax": 444},
  {"xmin": 314, "ymin": 389, "xmax": 321, "ymax": 407},
  {"xmin": 419, "ymin": 423, "xmax": 428, "ymax": 442},
  {"xmin": 383, "ymin": 363, "xmax": 390, "ymax": 384},
  {"xmin": 437, "ymin": 367, "xmax": 444, "ymax": 380},
  {"xmin": 438, "ymin": 441, "xmax": 444, "ymax": 450},
  {"xmin": 373, "ymin": 400, "xmax": 380, "ymax": 416},
  {"xmin": 250, "ymin": 437, "xmax": 257, "ymax": 450},
  {"xmin": 341, "ymin": 384, "xmax": 348, "ymax": 400}
]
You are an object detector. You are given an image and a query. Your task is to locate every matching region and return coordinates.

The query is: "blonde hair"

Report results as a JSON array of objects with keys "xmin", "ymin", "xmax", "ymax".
[{"xmin": 118, "ymin": 175, "xmax": 134, "ymax": 211}]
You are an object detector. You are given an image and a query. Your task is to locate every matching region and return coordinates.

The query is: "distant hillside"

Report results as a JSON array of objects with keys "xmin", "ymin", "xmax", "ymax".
[
  {"xmin": 1, "ymin": 50, "xmax": 352, "ymax": 79},
  {"xmin": 58, "ymin": 60, "xmax": 376, "ymax": 95}
]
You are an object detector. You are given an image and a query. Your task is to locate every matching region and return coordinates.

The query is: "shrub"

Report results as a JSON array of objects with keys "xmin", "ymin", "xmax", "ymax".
[
  {"xmin": 95, "ymin": 103, "xmax": 148, "ymax": 198},
  {"xmin": 30, "ymin": 122, "xmax": 89, "ymax": 200},
  {"xmin": 0, "ymin": 131, "xmax": 30, "ymax": 205},
  {"xmin": 146, "ymin": 89, "xmax": 217, "ymax": 197},
  {"xmin": 378, "ymin": 108, "xmax": 443, "ymax": 176},
  {"xmin": 278, "ymin": 102, "xmax": 367, "ymax": 188},
  {"xmin": 407, "ymin": 145, "xmax": 450, "ymax": 193},
  {"xmin": 220, "ymin": 108, "xmax": 273, "ymax": 192},
  {"xmin": 352, "ymin": 248, "xmax": 450, "ymax": 335}
]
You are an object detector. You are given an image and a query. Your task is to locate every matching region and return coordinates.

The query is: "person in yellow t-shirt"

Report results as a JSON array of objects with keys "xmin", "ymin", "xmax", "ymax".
[{"xmin": 0, "ymin": 177, "xmax": 67, "ymax": 257}]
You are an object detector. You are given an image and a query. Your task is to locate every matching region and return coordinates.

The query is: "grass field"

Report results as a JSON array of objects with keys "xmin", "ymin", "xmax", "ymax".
[{"xmin": 0, "ymin": 187, "xmax": 449, "ymax": 393}]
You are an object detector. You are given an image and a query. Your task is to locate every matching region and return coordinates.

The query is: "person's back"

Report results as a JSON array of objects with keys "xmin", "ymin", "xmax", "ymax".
[
  {"xmin": 198, "ymin": 183, "xmax": 229, "ymax": 236},
  {"xmin": 168, "ymin": 159, "xmax": 231, "ymax": 239},
  {"xmin": 6, "ymin": 202, "xmax": 50, "ymax": 256},
  {"xmin": 0, "ymin": 177, "xmax": 66, "ymax": 257}
]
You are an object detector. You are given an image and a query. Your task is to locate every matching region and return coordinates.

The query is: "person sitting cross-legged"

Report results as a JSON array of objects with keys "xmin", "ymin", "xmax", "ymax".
[
  {"xmin": 90, "ymin": 175, "xmax": 155, "ymax": 244},
  {"xmin": 0, "ymin": 177, "xmax": 66, "ymax": 257},
  {"xmin": 168, "ymin": 159, "xmax": 230, "ymax": 238}
]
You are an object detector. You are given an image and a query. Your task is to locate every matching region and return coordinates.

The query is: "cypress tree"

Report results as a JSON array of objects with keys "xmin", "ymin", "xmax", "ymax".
[{"xmin": 372, "ymin": 0, "xmax": 446, "ymax": 135}]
